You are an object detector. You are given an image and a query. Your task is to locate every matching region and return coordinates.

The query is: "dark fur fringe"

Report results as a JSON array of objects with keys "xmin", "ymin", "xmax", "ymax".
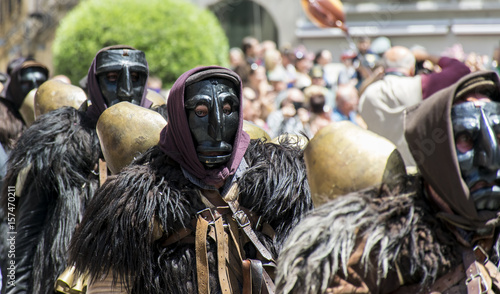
[
  {"xmin": 239, "ymin": 138, "xmax": 313, "ymax": 250},
  {"xmin": 0, "ymin": 107, "xmax": 100, "ymax": 294},
  {"xmin": 69, "ymin": 146, "xmax": 205, "ymax": 293},
  {"xmin": 276, "ymin": 176, "xmax": 475, "ymax": 294},
  {"xmin": 70, "ymin": 138, "xmax": 312, "ymax": 293}
]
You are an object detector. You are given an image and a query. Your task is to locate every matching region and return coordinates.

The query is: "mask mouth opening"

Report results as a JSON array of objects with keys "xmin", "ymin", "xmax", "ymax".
[
  {"xmin": 471, "ymin": 185, "xmax": 500, "ymax": 211},
  {"xmin": 198, "ymin": 153, "xmax": 232, "ymax": 167},
  {"xmin": 196, "ymin": 143, "xmax": 233, "ymax": 167}
]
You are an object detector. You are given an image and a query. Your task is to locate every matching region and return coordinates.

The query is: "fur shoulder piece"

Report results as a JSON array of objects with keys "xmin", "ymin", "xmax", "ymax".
[
  {"xmin": 3, "ymin": 106, "xmax": 100, "ymax": 201},
  {"xmin": 276, "ymin": 181, "xmax": 461, "ymax": 294},
  {"xmin": 0, "ymin": 106, "xmax": 101, "ymax": 293},
  {"xmin": 69, "ymin": 146, "xmax": 205, "ymax": 291},
  {"xmin": 238, "ymin": 138, "xmax": 313, "ymax": 248}
]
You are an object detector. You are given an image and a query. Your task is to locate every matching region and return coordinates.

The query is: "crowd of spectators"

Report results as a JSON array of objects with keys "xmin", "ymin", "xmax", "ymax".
[{"xmin": 231, "ymin": 35, "xmax": 497, "ymax": 143}]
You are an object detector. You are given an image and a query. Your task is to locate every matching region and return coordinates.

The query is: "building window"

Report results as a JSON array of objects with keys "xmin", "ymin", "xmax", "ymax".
[{"xmin": 209, "ymin": 0, "xmax": 278, "ymax": 48}]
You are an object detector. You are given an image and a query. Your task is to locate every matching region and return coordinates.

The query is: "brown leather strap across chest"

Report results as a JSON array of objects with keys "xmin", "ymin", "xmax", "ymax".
[{"xmin": 159, "ymin": 183, "xmax": 276, "ymax": 294}]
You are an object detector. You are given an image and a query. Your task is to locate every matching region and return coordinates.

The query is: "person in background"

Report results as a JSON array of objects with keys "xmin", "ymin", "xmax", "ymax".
[
  {"xmin": 0, "ymin": 45, "xmax": 152, "ymax": 294},
  {"xmin": 267, "ymin": 87, "xmax": 309, "ymax": 138},
  {"xmin": 337, "ymin": 49, "xmax": 359, "ymax": 88},
  {"xmin": 359, "ymin": 45, "xmax": 470, "ymax": 167},
  {"xmin": 242, "ymin": 86, "xmax": 268, "ymax": 132},
  {"xmin": 293, "ymin": 46, "xmax": 313, "ymax": 90},
  {"xmin": 147, "ymin": 76, "xmax": 163, "ymax": 94},
  {"xmin": 241, "ymin": 36, "xmax": 263, "ymax": 66},
  {"xmin": 229, "ymin": 47, "xmax": 245, "ymax": 71},
  {"xmin": 309, "ymin": 65, "xmax": 336, "ymax": 110},
  {"xmin": 353, "ymin": 36, "xmax": 379, "ymax": 90},
  {"xmin": 303, "ymin": 85, "xmax": 332, "ymax": 136},
  {"xmin": 332, "ymin": 84, "xmax": 366, "ymax": 128}
]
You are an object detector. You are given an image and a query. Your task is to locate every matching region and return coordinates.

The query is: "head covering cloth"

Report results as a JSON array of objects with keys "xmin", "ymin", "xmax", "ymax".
[
  {"xmin": 159, "ymin": 66, "xmax": 250, "ymax": 186},
  {"xmin": 85, "ymin": 45, "xmax": 152, "ymax": 123},
  {"xmin": 405, "ymin": 70, "xmax": 500, "ymax": 230}
]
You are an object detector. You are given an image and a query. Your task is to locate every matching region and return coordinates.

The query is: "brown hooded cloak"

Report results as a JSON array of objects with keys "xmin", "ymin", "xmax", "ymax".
[{"xmin": 405, "ymin": 70, "xmax": 500, "ymax": 230}]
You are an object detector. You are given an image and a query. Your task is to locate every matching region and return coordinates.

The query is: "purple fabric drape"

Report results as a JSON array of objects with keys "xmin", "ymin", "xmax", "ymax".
[{"xmin": 159, "ymin": 66, "xmax": 250, "ymax": 187}]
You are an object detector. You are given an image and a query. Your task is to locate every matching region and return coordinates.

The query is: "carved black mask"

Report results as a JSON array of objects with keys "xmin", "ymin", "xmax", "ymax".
[
  {"xmin": 19, "ymin": 67, "xmax": 48, "ymax": 99},
  {"xmin": 452, "ymin": 101, "xmax": 500, "ymax": 211},
  {"xmin": 95, "ymin": 49, "xmax": 148, "ymax": 106},
  {"xmin": 184, "ymin": 78, "xmax": 240, "ymax": 168}
]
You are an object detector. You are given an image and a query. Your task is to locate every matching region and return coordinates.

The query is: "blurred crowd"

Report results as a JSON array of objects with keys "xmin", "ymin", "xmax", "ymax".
[
  {"xmin": 227, "ymin": 35, "xmax": 499, "ymax": 141},
  {"xmin": 3, "ymin": 34, "xmax": 500, "ymax": 294}
]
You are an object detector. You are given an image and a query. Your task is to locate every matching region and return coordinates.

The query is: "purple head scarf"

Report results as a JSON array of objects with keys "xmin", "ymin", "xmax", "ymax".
[
  {"xmin": 159, "ymin": 66, "xmax": 250, "ymax": 187},
  {"xmin": 86, "ymin": 45, "xmax": 152, "ymax": 123}
]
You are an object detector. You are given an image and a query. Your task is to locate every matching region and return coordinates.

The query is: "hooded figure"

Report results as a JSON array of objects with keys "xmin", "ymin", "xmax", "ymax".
[
  {"xmin": 276, "ymin": 71, "xmax": 500, "ymax": 294},
  {"xmin": 0, "ymin": 45, "xmax": 150, "ymax": 294},
  {"xmin": 0, "ymin": 59, "xmax": 48, "ymax": 151},
  {"xmin": 85, "ymin": 45, "xmax": 152, "ymax": 125},
  {"xmin": 68, "ymin": 65, "xmax": 312, "ymax": 293}
]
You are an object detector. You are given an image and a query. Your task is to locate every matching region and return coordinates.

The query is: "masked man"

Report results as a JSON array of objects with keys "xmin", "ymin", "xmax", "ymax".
[
  {"xmin": 0, "ymin": 59, "xmax": 49, "ymax": 186},
  {"xmin": 276, "ymin": 70, "xmax": 500, "ymax": 293},
  {"xmin": 0, "ymin": 45, "xmax": 150, "ymax": 294},
  {"xmin": 68, "ymin": 66, "xmax": 312, "ymax": 293},
  {"xmin": 0, "ymin": 58, "xmax": 48, "ymax": 147}
]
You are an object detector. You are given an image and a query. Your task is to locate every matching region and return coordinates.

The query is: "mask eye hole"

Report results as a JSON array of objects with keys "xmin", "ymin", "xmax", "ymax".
[
  {"xmin": 456, "ymin": 132, "xmax": 474, "ymax": 153},
  {"xmin": 106, "ymin": 72, "xmax": 119, "ymax": 82},
  {"xmin": 195, "ymin": 105, "xmax": 208, "ymax": 117},
  {"xmin": 223, "ymin": 103, "xmax": 232, "ymax": 115},
  {"xmin": 131, "ymin": 72, "xmax": 140, "ymax": 82}
]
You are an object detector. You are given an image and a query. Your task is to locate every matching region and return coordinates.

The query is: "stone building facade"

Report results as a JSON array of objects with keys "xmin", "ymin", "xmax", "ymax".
[{"xmin": 2, "ymin": 0, "xmax": 500, "ymax": 76}]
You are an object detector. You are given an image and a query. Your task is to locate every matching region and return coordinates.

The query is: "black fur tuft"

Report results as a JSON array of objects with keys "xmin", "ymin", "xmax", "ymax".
[
  {"xmin": 69, "ymin": 139, "xmax": 312, "ymax": 293},
  {"xmin": 0, "ymin": 106, "xmax": 100, "ymax": 293},
  {"xmin": 276, "ymin": 177, "xmax": 470, "ymax": 294}
]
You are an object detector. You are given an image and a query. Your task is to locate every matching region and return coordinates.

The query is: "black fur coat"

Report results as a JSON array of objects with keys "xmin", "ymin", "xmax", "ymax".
[
  {"xmin": 0, "ymin": 106, "xmax": 101, "ymax": 294},
  {"xmin": 276, "ymin": 177, "xmax": 500, "ymax": 294},
  {"xmin": 69, "ymin": 138, "xmax": 312, "ymax": 294}
]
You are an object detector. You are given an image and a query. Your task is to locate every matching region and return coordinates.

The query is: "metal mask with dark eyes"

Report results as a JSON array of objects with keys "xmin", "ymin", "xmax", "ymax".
[
  {"xmin": 452, "ymin": 101, "xmax": 500, "ymax": 211},
  {"xmin": 95, "ymin": 49, "xmax": 148, "ymax": 106},
  {"xmin": 19, "ymin": 67, "xmax": 48, "ymax": 100},
  {"xmin": 184, "ymin": 78, "xmax": 240, "ymax": 168}
]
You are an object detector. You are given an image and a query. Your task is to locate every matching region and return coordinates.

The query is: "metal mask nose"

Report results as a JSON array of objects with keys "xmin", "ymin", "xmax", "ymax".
[
  {"xmin": 476, "ymin": 108, "xmax": 500, "ymax": 170},
  {"xmin": 30, "ymin": 76, "xmax": 40, "ymax": 89},
  {"xmin": 208, "ymin": 83, "xmax": 224, "ymax": 141},
  {"xmin": 117, "ymin": 68, "xmax": 133, "ymax": 99}
]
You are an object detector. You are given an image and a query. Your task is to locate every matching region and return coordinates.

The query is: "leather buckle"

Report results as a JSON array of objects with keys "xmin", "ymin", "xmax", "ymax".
[
  {"xmin": 465, "ymin": 271, "xmax": 489, "ymax": 294},
  {"xmin": 197, "ymin": 207, "xmax": 215, "ymax": 223},
  {"xmin": 473, "ymin": 245, "xmax": 489, "ymax": 264},
  {"xmin": 233, "ymin": 210, "xmax": 250, "ymax": 228}
]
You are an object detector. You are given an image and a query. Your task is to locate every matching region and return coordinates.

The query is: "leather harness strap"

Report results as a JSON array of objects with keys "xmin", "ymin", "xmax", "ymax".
[
  {"xmin": 162, "ymin": 183, "xmax": 277, "ymax": 294},
  {"xmin": 250, "ymin": 259, "xmax": 264, "ymax": 293},
  {"xmin": 98, "ymin": 158, "xmax": 107, "ymax": 186},
  {"xmin": 216, "ymin": 216, "xmax": 232, "ymax": 294},
  {"xmin": 462, "ymin": 246, "xmax": 492, "ymax": 294},
  {"xmin": 224, "ymin": 184, "xmax": 275, "ymax": 264},
  {"xmin": 196, "ymin": 216, "xmax": 210, "ymax": 294}
]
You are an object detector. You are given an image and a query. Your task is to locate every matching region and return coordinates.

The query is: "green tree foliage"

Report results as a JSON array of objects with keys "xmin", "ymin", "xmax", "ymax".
[{"xmin": 53, "ymin": 0, "xmax": 230, "ymax": 87}]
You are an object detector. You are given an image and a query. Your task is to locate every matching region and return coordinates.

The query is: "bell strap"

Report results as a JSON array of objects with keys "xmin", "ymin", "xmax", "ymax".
[
  {"xmin": 224, "ymin": 183, "xmax": 276, "ymax": 294},
  {"xmin": 196, "ymin": 216, "xmax": 210, "ymax": 294},
  {"xmin": 225, "ymin": 184, "xmax": 275, "ymax": 263},
  {"xmin": 99, "ymin": 158, "xmax": 107, "ymax": 186},
  {"xmin": 215, "ymin": 216, "xmax": 232, "ymax": 293},
  {"xmin": 462, "ymin": 246, "xmax": 493, "ymax": 294}
]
